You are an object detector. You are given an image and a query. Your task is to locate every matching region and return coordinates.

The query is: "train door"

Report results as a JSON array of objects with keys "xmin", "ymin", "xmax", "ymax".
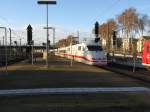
[
  {"xmin": 146, "ymin": 42, "xmax": 150, "ymax": 64},
  {"xmin": 142, "ymin": 41, "xmax": 150, "ymax": 65}
]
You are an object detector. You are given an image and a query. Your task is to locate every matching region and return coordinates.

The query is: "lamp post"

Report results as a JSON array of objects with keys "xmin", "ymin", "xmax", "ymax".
[
  {"xmin": 0, "ymin": 27, "xmax": 7, "ymax": 74},
  {"xmin": 3, "ymin": 36, "xmax": 4, "ymax": 46},
  {"xmin": 37, "ymin": 0, "xmax": 57, "ymax": 68}
]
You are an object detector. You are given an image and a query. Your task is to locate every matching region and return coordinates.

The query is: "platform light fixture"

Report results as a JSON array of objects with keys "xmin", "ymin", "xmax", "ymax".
[{"xmin": 38, "ymin": 0, "xmax": 56, "ymax": 4}]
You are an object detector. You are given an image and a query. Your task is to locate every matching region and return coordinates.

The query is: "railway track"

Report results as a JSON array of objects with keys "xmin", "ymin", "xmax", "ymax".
[
  {"xmin": 137, "ymin": 70, "xmax": 150, "ymax": 76},
  {"xmin": 98, "ymin": 64, "xmax": 150, "ymax": 84},
  {"xmin": 0, "ymin": 57, "xmax": 28, "ymax": 67}
]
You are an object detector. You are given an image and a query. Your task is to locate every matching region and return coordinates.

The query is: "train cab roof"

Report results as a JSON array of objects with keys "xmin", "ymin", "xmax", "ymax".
[{"xmin": 82, "ymin": 39, "xmax": 101, "ymax": 46}]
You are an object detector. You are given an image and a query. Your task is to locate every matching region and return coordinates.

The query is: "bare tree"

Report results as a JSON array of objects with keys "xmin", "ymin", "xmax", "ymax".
[
  {"xmin": 99, "ymin": 19, "xmax": 117, "ymax": 51},
  {"xmin": 117, "ymin": 8, "xmax": 139, "ymax": 38}
]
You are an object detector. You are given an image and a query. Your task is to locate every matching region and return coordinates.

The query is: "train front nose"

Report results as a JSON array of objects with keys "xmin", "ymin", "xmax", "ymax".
[
  {"xmin": 90, "ymin": 53, "xmax": 107, "ymax": 66},
  {"xmin": 93, "ymin": 58, "xmax": 107, "ymax": 66}
]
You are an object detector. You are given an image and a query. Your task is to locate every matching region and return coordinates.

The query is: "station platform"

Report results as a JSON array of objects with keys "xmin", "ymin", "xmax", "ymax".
[
  {"xmin": 0, "ymin": 54, "xmax": 149, "ymax": 90},
  {"xmin": 1, "ymin": 55, "xmax": 150, "ymax": 112}
]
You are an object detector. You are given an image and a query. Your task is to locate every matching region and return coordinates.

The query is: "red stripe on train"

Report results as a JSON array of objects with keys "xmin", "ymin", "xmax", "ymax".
[{"xmin": 64, "ymin": 54, "xmax": 106, "ymax": 63}]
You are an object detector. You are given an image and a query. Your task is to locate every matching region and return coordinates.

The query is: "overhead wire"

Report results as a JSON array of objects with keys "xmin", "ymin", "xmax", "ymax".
[
  {"xmin": 93, "ymin": 0, "xmax": 121, "ymax": 23},
  {"xmin": 0, "ymin": 15, "xmax": 28, "ymax": 45}
]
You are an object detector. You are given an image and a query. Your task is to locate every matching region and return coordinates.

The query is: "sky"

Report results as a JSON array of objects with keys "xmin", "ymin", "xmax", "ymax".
[{"xmin": 0, "ymin": 0, "xmax": 150, "ymax": 45}]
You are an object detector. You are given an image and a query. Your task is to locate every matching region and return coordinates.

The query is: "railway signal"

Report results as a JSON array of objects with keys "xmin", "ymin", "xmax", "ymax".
[
  {"xmin": 27, "ymin": 25, "xmax": 33, "ymax": 64},
  {"xmin": 95, "ymin": 21, "xmax": 99, "ymax": 37},
  {"xmin": 27, "ymin": 25, "xmax": 33, "ymax": 45},
  {"xmin": 112, "ymin": 30, "xmax": 117, "ymax": 46}
]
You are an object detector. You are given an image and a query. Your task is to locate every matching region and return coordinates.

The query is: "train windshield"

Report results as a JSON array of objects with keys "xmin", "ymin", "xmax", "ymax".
[{"xmin": 87, "ymin": 46, "xmax": 103, "ymax": 51}]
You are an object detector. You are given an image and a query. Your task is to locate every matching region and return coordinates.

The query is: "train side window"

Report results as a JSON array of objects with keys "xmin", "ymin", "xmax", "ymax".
[
  {"xmin": 83, "ymin": 47, "xmax": 85, "ymax": 51},
  {"xmin": 78, "ymin": 46, "xmax": 81, "ymax": 51}
]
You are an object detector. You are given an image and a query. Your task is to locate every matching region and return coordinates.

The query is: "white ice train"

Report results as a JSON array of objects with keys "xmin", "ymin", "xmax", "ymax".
[{"xmin": 55, "ymin": 39, "xmax": 107, "ymax": 66}]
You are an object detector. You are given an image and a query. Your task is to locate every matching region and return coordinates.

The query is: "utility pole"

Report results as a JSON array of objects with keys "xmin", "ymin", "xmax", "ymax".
[
  {"xmin": 53, "ymin": 28, "xmax": 55, "ymax": 49},
  {"xmin": 107, "ymin": 23, "xmax": 109, "ymax": 52},
  {"xmin": 20, "ymin": 38, "xmax": 21, "ymax": 47},
  {"xmin": 3, "ymin": 36, "xmax": 4, "ymax": 46},
  {"xmin": 31, "ymin": 41, "xmax": 34, "ymax": 65},
  {"xmin": 123, "ymin": 14, "xmax": 126, "ymax": 55},
  {"xmin": 9, "ymin": 28, "xmax": 12, "ymax": 57},
  {"xmin": 70, "ymin": 36, "xmax": 73, "ymax": 67},
  {"xmin": 46, "ymin": 4, "xmax": 49, "ymax": 67},
  {"xmin": 4, "ymin": 28, "xmax": 7, "ymax": 74},
  {"xmin": 77, "ymin": 31, "xmax": 79, "ymax": 44},
  {"xmin": 0, "ymin": 27, "xmax": 8, "ymax": 74},
  {"xmin": 20, "ymin": 38, "xmax": 22, "ymax": 54}
]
